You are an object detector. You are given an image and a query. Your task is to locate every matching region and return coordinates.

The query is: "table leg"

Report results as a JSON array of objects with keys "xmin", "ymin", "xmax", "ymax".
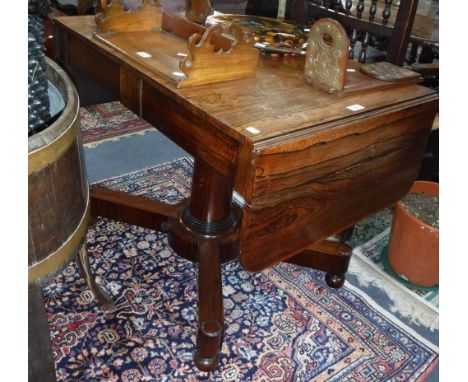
[
  {"xmin": 90, "ymin": 186, "xmax": 182, "ymax": 232},
  {"xmin": 90, "ymin": 162, "xmax": 238, "ymax": 371},
  {"xmin": 168, "ymin": 159, "xmax": 238, "ymax": 371},
  {"xmin": 88, "ymin": 186, "xmax": 184, "ymax": 312},
  {"xmin": 285, "ymin": 239, "xmax": 352, "ymax": 289},
  {"xmin": 194, "ymin": 238, "xmax": 224, "ymax": 371}
]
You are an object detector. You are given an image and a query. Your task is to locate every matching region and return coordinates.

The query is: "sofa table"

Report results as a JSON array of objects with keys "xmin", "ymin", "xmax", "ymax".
[{"xmin": 53, "ymin": 15, "xmax": 438, "ymax": 372}]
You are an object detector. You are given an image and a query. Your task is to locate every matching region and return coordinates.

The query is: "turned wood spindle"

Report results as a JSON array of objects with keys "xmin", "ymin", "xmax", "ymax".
[
  {"xmin": 383, "ymin": 0, "xmax": 393, "ymax": 25},
  {"xmin": 369, "ymin": 0, "xmax": 377, "ymax": 22},
  {"xmin": 359, "ymin": 31, "xmax": 370, "ymax": 63},
  {"xmin": 357, "ymin": 0, "xmax": 365, "ymax": 19},
  {"xmin": 345, "ymin": 0, "xmax": 352, "ymax": 14},
  {"xmin": 419, "ymin": 44, "xmax": 435, "ymax": 63},
  {"xmin": 349, "ymin": 28, "xmax": 358, "ymax": 60},
  {"xmin": 408, "ymin": 42, "xmax": 419, "ymax": 64}
]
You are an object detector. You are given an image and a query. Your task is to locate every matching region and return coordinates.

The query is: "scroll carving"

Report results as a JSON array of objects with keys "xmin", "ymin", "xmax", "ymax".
[{"xmin": 179, "ymin": 24, "xmax": 259, "ymax": 88}]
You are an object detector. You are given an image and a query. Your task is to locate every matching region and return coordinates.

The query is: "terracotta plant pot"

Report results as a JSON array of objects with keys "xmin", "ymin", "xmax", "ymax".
[{"xmin": 387, "ymin": 181, "xmax": 439, "ymax": 287}]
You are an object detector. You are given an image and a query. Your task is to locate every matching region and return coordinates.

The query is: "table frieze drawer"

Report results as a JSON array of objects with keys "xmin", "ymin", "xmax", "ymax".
[
  {"xmin": 67, "ymin": 36, "xmax": 120, "ymax": 99},
  {"xmin": 141, "ymin": 84, "xmax": 239, "ymax": 178}
]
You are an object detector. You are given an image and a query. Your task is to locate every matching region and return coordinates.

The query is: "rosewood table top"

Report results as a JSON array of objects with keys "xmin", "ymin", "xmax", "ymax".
[
  {"xmin": 54, "ymin": 15, "xmax": 437, "ymax": 270},
  {"xmin": 55, "ymin": 16, "xmax": 435, "ymax": 139}
]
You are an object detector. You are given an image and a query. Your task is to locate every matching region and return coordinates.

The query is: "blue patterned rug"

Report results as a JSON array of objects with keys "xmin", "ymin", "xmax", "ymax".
[
  {"xmin": 80, "ymin": 102, "xmax": 153, "ymax": 147},
  {"xmin": 95, "ymin": 157, "xmax": 193, "ymax": 204},
  {"xmin": 42, "ymin": 158, "xmax": 438, "ymax": 381}
]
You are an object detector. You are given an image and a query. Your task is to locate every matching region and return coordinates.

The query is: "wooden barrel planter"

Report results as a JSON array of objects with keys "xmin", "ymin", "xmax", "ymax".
[
  {"xmin": 29, "ymin": 57, "xmax": 115, "ymax": 382},
  {"xmin": 28, "ymin": 57, "xmax": 115, "ymax": 309},
  {"xmin": 28, "ymin": 57, "xmax": 88, "ymax": 382},
  {"xmin": 28, "ymin": 57, "xmax": 89, "ymax": 282}
]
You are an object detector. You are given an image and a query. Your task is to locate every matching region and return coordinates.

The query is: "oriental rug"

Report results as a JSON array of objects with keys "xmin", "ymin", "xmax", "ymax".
[
  {"xmin": 80, "ymin": 102, "xmax": 154, "ymax": 147},
  {"xmin": 42, "ymin": 158, "xmax": 438, "ymax": 381},
  {"xmin": 94, "ymin": 157, "xmax": 193, "ymax": 205}
]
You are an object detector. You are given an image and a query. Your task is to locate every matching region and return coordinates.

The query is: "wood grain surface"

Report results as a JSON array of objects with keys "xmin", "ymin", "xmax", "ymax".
[
  {"xmin": 239, "ymin": 103, "xmax": 436, "ymax": 271},
  {"xmin": 28, "ymin": 138, "xmax": 87, "ymax": 264},
  {"xmin": 54, "ymin": 16, "xmax": 435, "ymax": 141}
]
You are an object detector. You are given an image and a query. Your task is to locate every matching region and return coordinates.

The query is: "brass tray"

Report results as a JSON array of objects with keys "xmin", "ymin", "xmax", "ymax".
[{"xmin": 206, "ymin": 14, "xmax": 309, "ymax": 55}]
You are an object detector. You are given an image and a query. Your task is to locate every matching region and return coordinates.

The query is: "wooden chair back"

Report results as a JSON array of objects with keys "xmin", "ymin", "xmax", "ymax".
[{"xmin": 288, "ymin": 0, "xmax": 420, "ymax": 66}]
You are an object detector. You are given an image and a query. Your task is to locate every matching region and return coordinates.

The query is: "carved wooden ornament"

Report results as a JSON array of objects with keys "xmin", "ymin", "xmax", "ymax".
[
  {"xmin": 93, "ymin": 8, "xmax": 259, "ymax": 88},
  {"xmin": 304, "ymin": 18, "xmax": 350, "ymax": 93},
  {"xmin": 179, "ymin": 23, "xmax": 260, "ymax": 88},
  {"xmin": 95, "ymin": 0, "xmax": 162, "ymax": 32}
]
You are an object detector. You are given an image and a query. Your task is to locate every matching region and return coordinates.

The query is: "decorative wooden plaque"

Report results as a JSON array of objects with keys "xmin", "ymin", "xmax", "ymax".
[{"xmin": 304, "ymin": 18, "xmax": 350, "ymax": 93}]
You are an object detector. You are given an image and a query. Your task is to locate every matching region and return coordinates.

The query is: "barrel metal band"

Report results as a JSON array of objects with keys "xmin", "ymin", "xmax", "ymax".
[
  {"xmin": 28, "ymin": 118, "xmax": 79, "ymax": 175},
  {"xmin": 182, "ymin": 208, "xmax": 236, "ymax": 235},
  {"xmin": 28, "ymin": 195, "xmax": 90, "ymax": 283}
]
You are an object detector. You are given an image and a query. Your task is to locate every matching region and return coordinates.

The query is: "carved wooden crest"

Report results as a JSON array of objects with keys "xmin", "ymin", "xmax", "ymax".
[
  {"xmin": 95, "ymin": 0, "xmax": 162, "ymax": 32},
  {"xmin": 304, "ymin": 18, "xmax": 350, "ymax": 93}
]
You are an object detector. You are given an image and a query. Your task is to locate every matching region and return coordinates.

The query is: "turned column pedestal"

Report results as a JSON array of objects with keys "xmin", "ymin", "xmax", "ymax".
[{"xmin": 168, "ymin": 159, "xmax": 239, "ymax": 371}]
